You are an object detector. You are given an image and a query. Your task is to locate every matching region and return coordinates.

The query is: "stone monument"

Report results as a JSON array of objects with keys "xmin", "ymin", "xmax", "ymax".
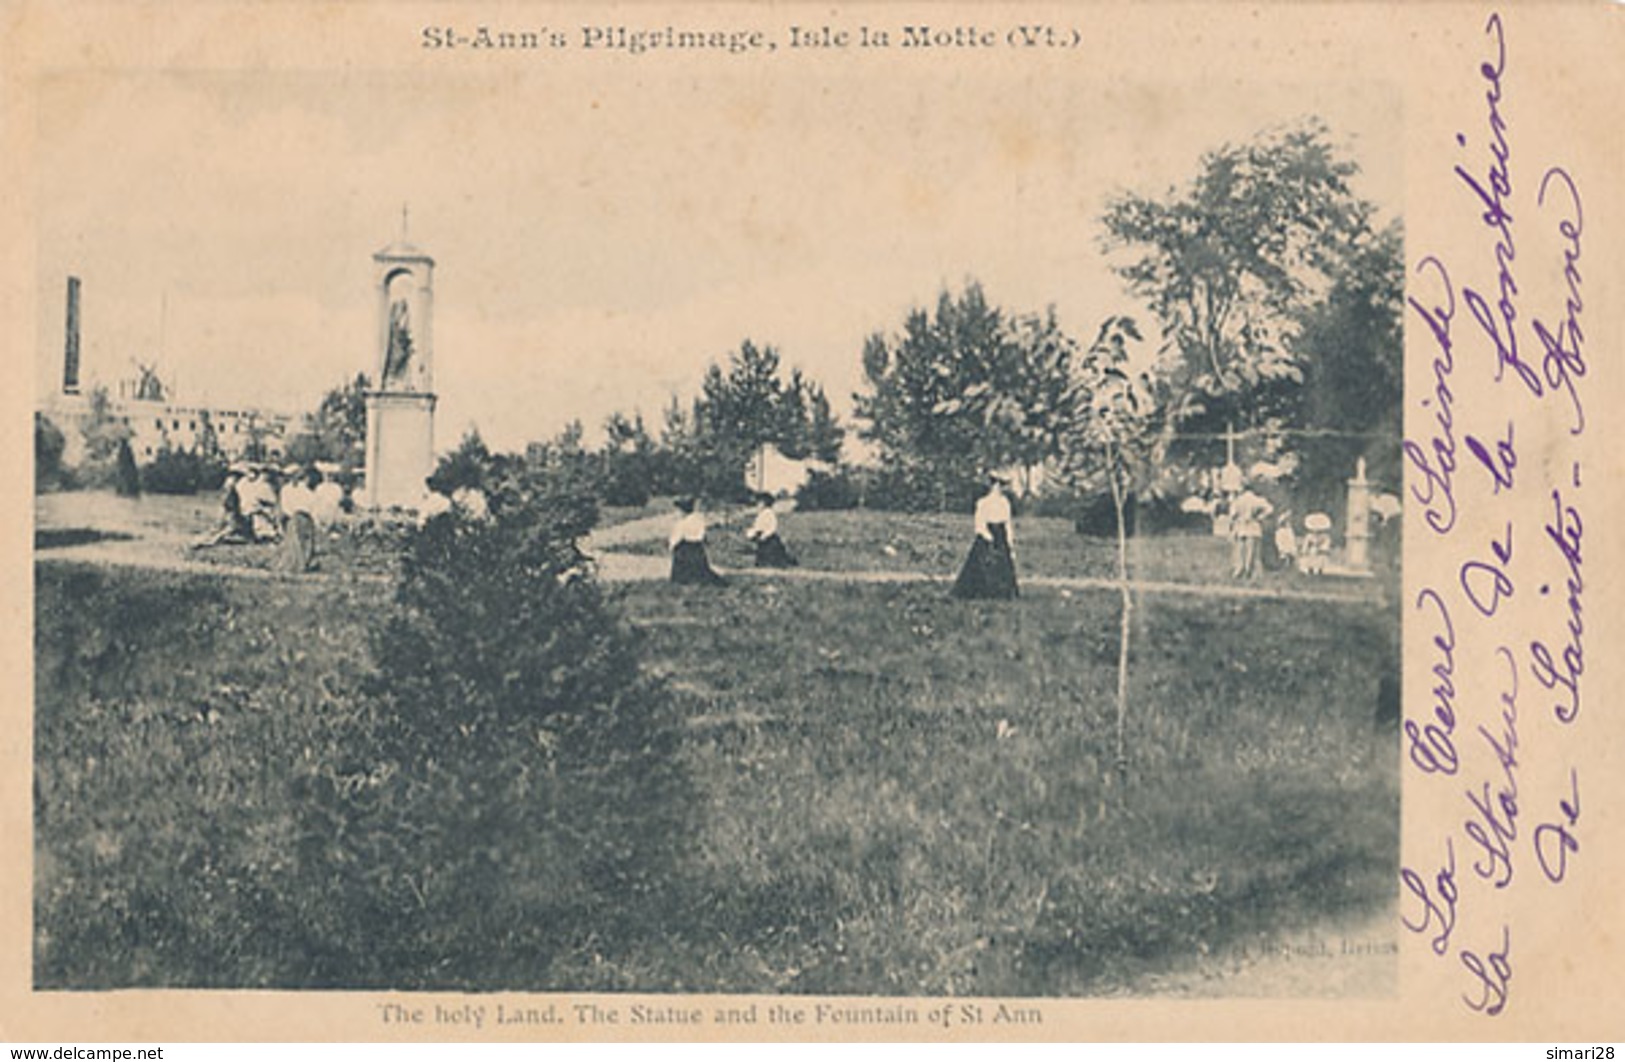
[
  {"xmin": 1344, "ymin": 456, "xmax": 1372, "ymax": 573},
  {"xmin": 363, "ymin": 220, "xmax": 437, "ymax": 510}
]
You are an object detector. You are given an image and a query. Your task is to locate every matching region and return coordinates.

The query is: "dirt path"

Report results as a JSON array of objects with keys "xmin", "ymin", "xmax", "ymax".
[
  {"xmin": 586, "ymin": 522, "xmax": 1377, "ymax": 605},
  {"xmin": 702, "ymin": 561, "xmax": 1378, "ymax": 605},
  {"xmin": 36, "ymin": 517, "xmax": 1379, "ymax": 606}
]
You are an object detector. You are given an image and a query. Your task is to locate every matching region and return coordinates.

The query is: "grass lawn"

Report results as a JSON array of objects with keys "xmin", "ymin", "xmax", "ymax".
[
  {"xmin": 34, "ymin": 554, "xmax": 1397, "ymax": 994},
  {"xmin": 616, "ymin": 578, "xmax": 1398, "ymax": 995},
  {"xmin": 598, "ymin": 498, "xmax": 683, "ymax": 530}
]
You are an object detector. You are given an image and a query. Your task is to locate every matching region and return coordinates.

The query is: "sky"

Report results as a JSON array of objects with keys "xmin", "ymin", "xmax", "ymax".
[{"xmin": 33, "ymin": 65, "xmax": 1400, "ymax": 454}]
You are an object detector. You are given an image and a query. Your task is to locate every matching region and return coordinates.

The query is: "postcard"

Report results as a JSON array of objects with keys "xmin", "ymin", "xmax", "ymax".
[{"xmin": 3, "ymin": 0, "xmax": 1620, "ymax": 1043}]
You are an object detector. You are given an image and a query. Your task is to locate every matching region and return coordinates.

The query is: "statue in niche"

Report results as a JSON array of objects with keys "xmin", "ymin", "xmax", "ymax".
[{"xmin": 384, "ymin": 298, "xmax": 415, "ymax": 387}]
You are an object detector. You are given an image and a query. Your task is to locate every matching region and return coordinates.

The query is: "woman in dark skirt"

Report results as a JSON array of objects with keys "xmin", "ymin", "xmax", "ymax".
[
  {"xmin": 669, "ymin": 497, "xmax": 727, "ymax": 586},
  {"xmin": 746, "ymin": 493, "xmax": 798, "ymax": 568},
  {"xmin": 952, "ymin": 476, "xmax": 1019, "ymax": 600}
]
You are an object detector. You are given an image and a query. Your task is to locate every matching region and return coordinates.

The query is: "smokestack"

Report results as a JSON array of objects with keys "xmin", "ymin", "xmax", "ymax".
[{"xmin": 63, "ymin": 276, "xmax": 81, "ymax": 395}]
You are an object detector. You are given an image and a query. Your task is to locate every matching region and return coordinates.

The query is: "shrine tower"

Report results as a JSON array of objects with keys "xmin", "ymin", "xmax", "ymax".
[{"xmin": 363, "ymin": 214, "xmax": 437, "ymax": 510}]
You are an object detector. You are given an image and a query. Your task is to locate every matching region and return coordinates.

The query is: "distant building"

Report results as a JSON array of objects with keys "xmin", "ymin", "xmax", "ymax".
[
  {"xmin": 42, "ymin": 385, "xmax": 296, "ymax": 467},
  {"xmin": 746, "ymin": 444, "xmax": 831, "ymax": 497},
  {"xmin": 39, "ymin": 275, "xmax": 297, "ymax": 467}
]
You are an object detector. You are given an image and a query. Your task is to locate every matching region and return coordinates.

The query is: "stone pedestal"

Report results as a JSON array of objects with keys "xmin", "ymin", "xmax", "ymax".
[{"xmin": 364, "ymin": 391, "xmax": 436, "ymax": 510}]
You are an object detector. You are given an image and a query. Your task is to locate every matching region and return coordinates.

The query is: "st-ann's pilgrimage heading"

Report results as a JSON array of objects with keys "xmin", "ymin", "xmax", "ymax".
[{"xmin": 420, "ymin": 22, "xmax": 1084, "ymax": 55}]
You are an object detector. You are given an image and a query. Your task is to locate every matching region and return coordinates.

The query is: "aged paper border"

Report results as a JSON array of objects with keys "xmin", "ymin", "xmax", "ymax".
[{"xmin": 3, "ymin": 0, "xmax": 1622, "ymax": 1042}]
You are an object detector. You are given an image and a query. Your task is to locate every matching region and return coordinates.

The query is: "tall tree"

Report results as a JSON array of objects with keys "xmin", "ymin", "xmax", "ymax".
[
  {"xmin": 697, "ymin": 339, "xmax": 786, "ymax": 474},
  {"xmin": 1289, "ymin": 219, "xmax": 1405, "ymax": 505},
  {"xmin": 80, "ymin": 384, "xmax": 132, "ymax": 466},
  {"xmin": 855, "ymin": 282, "xmax": 1073, "ymax": 507},
  {"xmin": 686, "ymin": 339, "xmax": 842, "ymax": 497},
  {"xmin": 286, "ymin": 373, "xmax": 370, "ymax": 468},
  {"xmin": 804, "ymin": 383, "xmax": 844, "ymax": 465},
  {"xmin": 195, "ymin": 410, "xmax": 222, "ymax": 460},
  {"xmin": 114, "ymin": 438, "xmax": 141, "ymax": 497},
  {"xmin": 598, "ymin": 410, "xmax": 658, "ymax": 506},
  {"xmin": 1100, "ymin": 118, "xmax": 1373, "ymax": 454},
  {"xmin": 992, "ymin": 308, "xmax": 1078, "ymax": 495}
]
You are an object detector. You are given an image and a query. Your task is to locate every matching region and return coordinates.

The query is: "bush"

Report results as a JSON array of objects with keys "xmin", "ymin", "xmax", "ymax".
[
  {"xmin": 297, "ymin": 459, "xmax": 691, "ymax": 987},
  {"xmin": 1070, "ymin": 491, "xmax": 1210, "ymax": 537},
  {"xmin": 795, "ymin": 467, "xmax": 862, "ymax": 511},
  {"xmin": 861, "ymin": 461, "xmax": 980, "ymax": 513},
  {"xmin": 427, "ymin": 430, "xmax": 493, "ymax": 496},
  {"xmin": 1024, "ymin": 487, "xmax": 1086, "ymax": 520},
  {"xmin": 114, "ymin": 440, "xmax": 141, "ymax": 497},
  {"xmin": 35, "ymin": 413, "xmax": 66, "ymax": 491},
  {"xmin": 140, "ymin": 447, "xmax": 229, "ymax": 495},
  {"xmin": 600, "ymin": 453, "xmax": 655, "ymax": 508}
]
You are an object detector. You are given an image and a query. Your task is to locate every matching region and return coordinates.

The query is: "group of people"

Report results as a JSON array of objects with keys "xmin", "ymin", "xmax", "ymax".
[
  {"xmin": 668, "ymin": 492, "xmax": 801, "ymax": 586},
  {"xmin": 668, "ymin": 476, "xmax": 1020, "ymax": 601},
  {"xmin": 195, "ymin": 463, "xmax": 349, "ymax": 572},
  {"xmin": 1221, "ymin": 486, "xmax": 1335, "ymax": 579}
]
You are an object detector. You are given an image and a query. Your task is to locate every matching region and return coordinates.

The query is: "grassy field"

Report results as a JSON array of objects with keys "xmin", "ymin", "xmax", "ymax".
[{"xmin": 35, "ymin": 547, "xmax": 1397, "ymax": 994}]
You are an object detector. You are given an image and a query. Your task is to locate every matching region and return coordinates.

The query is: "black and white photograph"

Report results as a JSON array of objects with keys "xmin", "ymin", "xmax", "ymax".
[{"xmin": 9, "ymin": 0, "xmax": 1622, "ymax": 1044}]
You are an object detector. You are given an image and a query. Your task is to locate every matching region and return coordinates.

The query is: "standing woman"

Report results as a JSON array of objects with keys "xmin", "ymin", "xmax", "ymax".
[
  {"xmin": 952, "ymin": 475, "xmax": 1018, "ymax": 600},
  {"xmin": 1228, "ymin": 483, "xmax": 1271, "ymax": 579},
  {"xmin": 277, "ymin": 466, "xmax": 321, "ymax": 573},
  {"xmin": 746, "ymin": 492, "xmax": 798, "ymax": 568},
  {"xmin": 669, "ymin": 497, "xmax": 727, "ymax": 586}
]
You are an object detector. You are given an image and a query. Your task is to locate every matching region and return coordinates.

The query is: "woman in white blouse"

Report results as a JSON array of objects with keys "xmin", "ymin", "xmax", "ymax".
[
  {"xmin": 669, "ymin": 496, "xmax": 726, "ymax": 586},
  {"xmin": 745, "ymin": 492, "xmax": 798, "ymax": 568},
  {"xmin": 951, "ymin": 475, "xmax": 1018, "ymax": 599}
]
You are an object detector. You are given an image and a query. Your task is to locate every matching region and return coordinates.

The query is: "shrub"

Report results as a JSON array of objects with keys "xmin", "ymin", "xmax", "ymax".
[
  {"xmin": 140, "ymin": 447, "xmax": 228, "ymax": 495},
  {"xmin": 861, "ymin": 461, "xmax": 980, "ymax": 513},
  {"xmin": 1023, "ymin": 487, "xmax": 1086, "ymax": 520},
  {"xmin": 35, "ymin": 413, "xmax": 66, "ymax": 491},
  {"xmin": 114, "ymin": 440, "xmax": 141, "ymax": 497},
  {"xmin": 600, "ymin": 452, "xmax": 654, "ymax": 508},
  {"xmin": 1070, "ymin": 491, "xmax": 1209, "ymax": 537},
  {"xmin": 795, "ymin": 467, "xmax": 862, "ymax": 511},
  {"xmin": 427, "ymin": 429, "xmax": 493, "ymax": 495},
  {"xmin": 297, "ymin": 458, "xmax": 691, "ymax": 987}
]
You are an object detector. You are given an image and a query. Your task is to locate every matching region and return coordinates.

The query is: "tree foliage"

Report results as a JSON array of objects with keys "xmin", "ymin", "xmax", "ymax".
[
  {"xmin": 140, "ymin": 445, "xmax": 228, "ymax": 495},
  {"xmin": 1289, "ymin": 219, "xmax": 1405, "ymax": 506},
  {"xmin": 428, "ymin": 428, "xmax": 495, "ymax": 495},
  {"xmin": 287, "ymin": 374, "xmax": 370, "ymax": 469},
  {"xmin": 652, "ymin": 339, "xmax": 845, "ymax": 500},
  {"xmin": 1101, "ymin": 119, "xmax": 1372, "ymax": 441},
  {"xmin": 855, "ymin": 282, "xmax": 1074, "ymax": 508},
  {"xmin": 79, "ymin": 385, "xmax": 132, "ymax": 467},
  {"xmin": 1059, "ymin": 316, "xmax": 1163, "ymax": 495},
  {"xmin": 597, "ymin": 411, "xmax": 658, "ymax": 507},
  {"xmin": 696, "ymin": 339, "xmax": 785, "ymax": 488}
]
